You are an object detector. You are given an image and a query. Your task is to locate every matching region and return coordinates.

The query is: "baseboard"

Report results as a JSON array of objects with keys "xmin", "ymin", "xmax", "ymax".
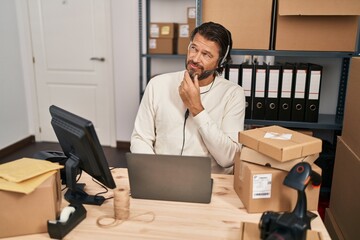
[
  {"xmin": 116, "ymin": 141, "xmax": 130, "ymax": 151},
  {"xmin": 0, "ymin": 135, "xmax": 35, "ymax": 159},
  {"xmin": 0, "ymin": 137, "xmax": 130, "ymax": 159}
]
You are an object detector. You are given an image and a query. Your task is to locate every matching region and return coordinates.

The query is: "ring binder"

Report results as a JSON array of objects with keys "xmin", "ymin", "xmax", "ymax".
[
  {"xmin": 252, "ymin": 64, "xmax": 267, "ymax": 119},
  {"xmin": 291, "ymin": 63, "xmax": 307, "ymax": 122},
  {"xmin": 278, "ymin": 63, "xmax": 294, "ymax": 121},
  {"xmin": 265, "ymin": 64, "xmax": 281, "ymax": 120},
  {"xmin": 304, "ymin": 63, "xmax": 323, "ymax": 122},
  {"xmin": 239, "ymin": 63, "xmax": 254, "ymax": 119}
]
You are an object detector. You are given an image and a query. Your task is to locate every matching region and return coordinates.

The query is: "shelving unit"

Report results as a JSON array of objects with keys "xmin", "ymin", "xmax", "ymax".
[{"xmin": 138, "ymin": 0, "xmax": 359, "ymax": 131}]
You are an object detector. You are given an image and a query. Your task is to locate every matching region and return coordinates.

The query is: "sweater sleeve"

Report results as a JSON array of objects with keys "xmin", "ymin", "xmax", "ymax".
[
  {"xmin": 130, "ymin": 80, "xmax": 156, "ymax": 154},
  {"xmin": 192, "ymin": 86, "xmax": 245, "ymax": 168}
]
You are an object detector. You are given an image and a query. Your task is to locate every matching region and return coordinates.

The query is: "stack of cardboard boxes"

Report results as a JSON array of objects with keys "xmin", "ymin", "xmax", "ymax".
[
  {"xmin": 234, "ymin": 125, "xmax": 323, "ymax": 213},
  {"xmin": 177, "ymin": 7, "xmax": 196, "ymax": 55},
  {"xmin": 202, "ymin": 0, "xmax": 360, "ymax": 51},
  {"xmin": 324, "ymin": 58, "xmax": 360, "ymax": 240},
  {"xmin": 148, "ymin": 22, "xmax": 178, "ymax": 54},
  {"xmin": 149, "ymin": 7, "xmax": 196, "ymax": 55}
]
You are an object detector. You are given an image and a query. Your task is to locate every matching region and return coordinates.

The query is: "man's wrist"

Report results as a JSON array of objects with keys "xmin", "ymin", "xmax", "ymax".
[{"xmin": 190, "ymin": 106, "xmax": 204, "ymax": 117}]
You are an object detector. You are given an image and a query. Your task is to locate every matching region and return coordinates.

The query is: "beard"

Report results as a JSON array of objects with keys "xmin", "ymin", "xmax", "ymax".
[{"xmin": 185, "ymin": 60, "xmax": 216, "ymax": 81}]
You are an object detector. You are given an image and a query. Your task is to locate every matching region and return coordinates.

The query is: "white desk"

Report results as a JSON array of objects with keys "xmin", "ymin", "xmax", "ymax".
[{"xmin": 6, "ymin": 168, "xmax": 331, "ymax": 239}]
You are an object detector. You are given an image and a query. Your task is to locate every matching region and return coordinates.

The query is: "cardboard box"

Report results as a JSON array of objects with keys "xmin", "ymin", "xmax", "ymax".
[
  {"xmin": 328, "ymin": 137, "xmax": 360, "ymax": 240},
  {"xmin": 178, "ymin": 23, "xmax": 195, "ymax": 39},
  {"xmin": 240, "ymin": 222, "xmax": 322, "ymax": 240},
  {"xmin": 187, "ymin": 7, "xmax": 196, "ymax": 25},
  {"xmin": 149, "ymin": 23, "xmax": 178, "ymax": 39},
  {"xmin": 238, "ymin": 126, "xmax": 322, "ymax": 162},
  {"xmin": 202, "ymin": 0, "xmax": 273, "ymax": 50},
  {"xmin": 177, "ymin": 37, "xmax": 189, "ymax": 55},
  {"xmin": 149, "ymin": 38, "xmax": 176, "ymax": 54},
  {"xmin": 276, "ymin": 0, "xmax": 360, "ymax": 51},
  {"xmin": 234, "ymin": 159, "xmax": 321, "ymax": 213},
  {"xmin": 324, "ymin": 208, "xmax": 345, "ymax": 240},
  {"xmin": 341, "ymin": 57, "xmax": 360, "ymax": 157},
  {"xmin": 177, "ymin": 23, "xmax": 195, "ymax": 55},
  {"xmin": 0, "ymin": 172, "xmax": 61, "ymax": 238},
  {"xmin": 240, "ymin": 146, "xmax": 319, "ymax": 171}
]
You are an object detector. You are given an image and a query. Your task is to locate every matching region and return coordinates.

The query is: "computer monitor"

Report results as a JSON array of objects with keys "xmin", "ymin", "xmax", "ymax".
[{"xmin": 49, "ymin": 105, "xmax": 116, "ymax": 205}]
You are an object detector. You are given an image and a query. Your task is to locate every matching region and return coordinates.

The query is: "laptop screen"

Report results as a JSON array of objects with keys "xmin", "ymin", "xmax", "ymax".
[{"xmin": 126, "ymin": 153, "xmax": 213, "ymax": 203}]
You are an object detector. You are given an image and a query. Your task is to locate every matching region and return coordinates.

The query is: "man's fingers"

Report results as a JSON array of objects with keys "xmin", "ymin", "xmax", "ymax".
[{"xmin": 193, "ymin": 74, "xmax": 199, "ymax": 88}]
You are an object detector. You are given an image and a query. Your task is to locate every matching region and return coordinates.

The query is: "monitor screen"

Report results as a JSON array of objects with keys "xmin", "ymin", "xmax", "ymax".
[{"xmin": 49, "ymin": 105, "xmax": 116, "ymax": 205}]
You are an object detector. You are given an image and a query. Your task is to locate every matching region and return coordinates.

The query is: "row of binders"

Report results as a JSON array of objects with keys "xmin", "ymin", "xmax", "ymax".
[{"xmin": 225, "ymin": 62, "xmax": 323, "ymax": 122}]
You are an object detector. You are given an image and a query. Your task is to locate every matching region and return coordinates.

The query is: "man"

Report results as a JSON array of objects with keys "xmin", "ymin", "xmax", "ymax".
[{"xmin": 131, "ymin": 22, "xmax": 245, "ymax": 174}]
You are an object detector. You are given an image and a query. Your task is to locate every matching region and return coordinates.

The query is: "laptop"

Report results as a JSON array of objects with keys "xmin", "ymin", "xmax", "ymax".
[{"xmin": 126, "ymin": 153, "xmax": 213, "ymax": 203}]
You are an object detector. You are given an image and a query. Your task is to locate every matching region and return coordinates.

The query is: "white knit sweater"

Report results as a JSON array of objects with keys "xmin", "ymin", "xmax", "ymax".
[{"xmin": 130, "ymin": 70, "xmax": 245, "ymax": 174}]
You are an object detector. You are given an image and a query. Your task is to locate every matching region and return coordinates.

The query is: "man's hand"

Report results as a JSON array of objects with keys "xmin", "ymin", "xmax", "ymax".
[{"xmin": 179, "ymin": 71, "xmax": 204, "ymax": 116}]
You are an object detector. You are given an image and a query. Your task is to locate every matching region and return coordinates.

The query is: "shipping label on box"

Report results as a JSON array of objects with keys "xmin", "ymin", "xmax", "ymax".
[
  {"xmin": 150, "ymin": 24, "xmax": 160, "ymax": 38},
  {"xmin": 252, "ymin": 173, "xmax": 272, "ymax": 199},
  {"xmin": 238, "ymin": 125, "xmax": 322, "ymax": 162},
  {"xmin": 179, "ymin": 24, "xmax": 190, "ymax": 38}
]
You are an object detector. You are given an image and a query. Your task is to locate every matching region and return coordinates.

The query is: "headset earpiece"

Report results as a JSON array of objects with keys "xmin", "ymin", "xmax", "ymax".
[
  {"xmin": 218, "ymin": 44, "xmax": 230, "ymax": 68},
  {"xmin": 218, "ymin": 30, "xmax": 231, "ymax": 68}
]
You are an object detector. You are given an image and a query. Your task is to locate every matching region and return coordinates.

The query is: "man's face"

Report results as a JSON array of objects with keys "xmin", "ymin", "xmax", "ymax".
[{"xmin": 186, "ymin": 34, "xmax": 221, "ymax": 81}]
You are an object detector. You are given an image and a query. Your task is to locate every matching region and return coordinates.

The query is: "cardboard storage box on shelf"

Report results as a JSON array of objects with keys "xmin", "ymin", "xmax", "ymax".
[
  {"xmin": 240, "ymin": 146, "xmax": 319, "ymax": 172},
  {"xmin": 276, "ymin": 0, "xmax": 360, "ymax": 51},
  {"xmin": 328, "ymin": 137, "xmax": 360, "ymax": 240},
  {"xmin": 233, "ymin": 159, "xmax": 321, "ymax": 213},
  {"xmin": 341, "ymin": 57, "xmax": 360, "ymax": 157},
  {"xmin": 202, "ymin": 0, "xmax": 273, "ymax": 50},
  {"xmin": 239, "ymin": 222, "xmax": 323, "ymax": 240},
  {"xmin": 149, "ymin": 23, "xmax": 178, "ymax": 39},
  {"xmin": 0, "ymin": 172, "xmax": 61, "ymax": 238},
  {"xmin": 149, "ymin": 23, "xmax": 178, "ymax": 54},
  {"xmin": 238, "ymin": 126, "xmax": 322, "ymax": 162},
  {"xmin": 149, "ymin": 38, "xmax": 176, "ymax": 54},
  {"xmin": 324, "ymin": 208, "xmax": 345, "ymax": 240},
  {"xmin": 177, "ymin": 23, "xmax": 195, "ymax": 55}
]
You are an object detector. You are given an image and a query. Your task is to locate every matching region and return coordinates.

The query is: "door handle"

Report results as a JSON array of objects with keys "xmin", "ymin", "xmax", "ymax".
[{"xmin": 90, "ymin": 57, "xmax": 105, "ymax": 62}]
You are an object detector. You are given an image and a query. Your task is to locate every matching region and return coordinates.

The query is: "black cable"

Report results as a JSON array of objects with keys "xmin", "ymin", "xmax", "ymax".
[
  {"xmin": 180, "ymin": 109, "xmax": 190, "ymax": 155},
  {"xmin": 179, "ymin": 79, "xmax": 216, "ymax": 156}
]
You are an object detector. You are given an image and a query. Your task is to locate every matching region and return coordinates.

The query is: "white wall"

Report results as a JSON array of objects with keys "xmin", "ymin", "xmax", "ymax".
[
  {"xmin": 111, "ymin": 1, "xmax": 140, "ymax": 142},
  {"xmin": 0, "ymin": 0, "xmax": 30, "ymax": 149}
]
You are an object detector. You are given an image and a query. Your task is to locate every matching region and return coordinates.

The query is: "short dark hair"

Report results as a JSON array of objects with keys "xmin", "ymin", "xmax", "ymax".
[{"xmin": 190, "ymin": 22, "xmax": 232, "ymax": 74}]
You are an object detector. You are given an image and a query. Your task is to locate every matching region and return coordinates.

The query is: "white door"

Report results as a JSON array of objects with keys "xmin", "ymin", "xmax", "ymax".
[{"xmin": 28, "ymin": 0, "xmax": 115, "ymax": 146}]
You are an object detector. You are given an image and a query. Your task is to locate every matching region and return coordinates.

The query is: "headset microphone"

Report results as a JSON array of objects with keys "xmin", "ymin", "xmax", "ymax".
[{"xmin": 196, "ymin": 67, "xmax": 219, "ymax": 80}]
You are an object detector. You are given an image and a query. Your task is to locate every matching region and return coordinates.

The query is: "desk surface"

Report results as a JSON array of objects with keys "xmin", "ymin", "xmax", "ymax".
[{"xmin": 7, "ymin": 168, "xmax": 330, "ymax": 240}]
